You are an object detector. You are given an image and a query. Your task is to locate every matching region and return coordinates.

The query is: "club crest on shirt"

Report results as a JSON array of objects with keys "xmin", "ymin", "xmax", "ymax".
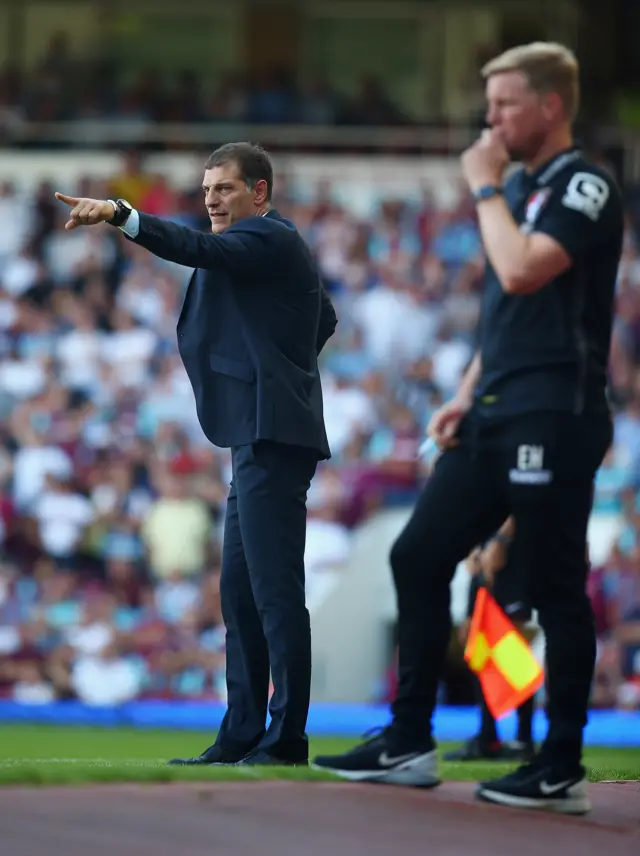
[{"xmin": 520, "ymin": 187, "xmax": 551, "ymax": 233}]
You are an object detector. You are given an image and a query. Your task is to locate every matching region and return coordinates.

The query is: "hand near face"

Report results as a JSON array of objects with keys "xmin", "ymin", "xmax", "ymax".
[{"xmin": 461, "ymin": 129, "xmax": 510, "ymax": 193}]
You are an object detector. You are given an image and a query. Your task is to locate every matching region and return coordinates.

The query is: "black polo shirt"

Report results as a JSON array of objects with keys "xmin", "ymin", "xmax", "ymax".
[{"xmin": 474, "ymin": 147, "xmax": 624, "ymax": 419}]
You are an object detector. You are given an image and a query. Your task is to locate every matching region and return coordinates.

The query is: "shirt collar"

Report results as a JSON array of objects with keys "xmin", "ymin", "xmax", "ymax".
[{"xmin": 527, "ymin": 144, "xmax": 582, "ymax": 186}]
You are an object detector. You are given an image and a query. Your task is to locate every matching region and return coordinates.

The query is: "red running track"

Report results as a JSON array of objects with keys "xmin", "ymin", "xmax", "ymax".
[{"xmin": 1, "ymin": 779, "xmax": 638, "ymax": 856}]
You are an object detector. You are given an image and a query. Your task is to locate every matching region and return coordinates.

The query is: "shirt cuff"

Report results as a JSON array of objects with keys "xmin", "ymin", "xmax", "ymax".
[{"xmin": 119, "ymin": 208, "xmax": 140, "ymax": 238}]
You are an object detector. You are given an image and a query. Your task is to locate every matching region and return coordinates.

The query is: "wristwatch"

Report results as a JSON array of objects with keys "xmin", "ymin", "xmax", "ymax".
[
  {"xmin": 107, "ymin": 198, "xmax": 133, "ymax": 227},
  {"xmin": 473, "ymin": 185, "xmax": 503, "ymax": 204}
]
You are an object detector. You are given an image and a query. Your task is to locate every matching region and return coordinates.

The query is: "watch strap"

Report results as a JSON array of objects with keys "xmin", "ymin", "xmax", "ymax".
[
  {"xmin": 473, "ymin": 185, "xmax": 504, "ymax": 203},
  {"xmin": 107, "ymin": 199, "xmax": 132, "ymax": 227}
]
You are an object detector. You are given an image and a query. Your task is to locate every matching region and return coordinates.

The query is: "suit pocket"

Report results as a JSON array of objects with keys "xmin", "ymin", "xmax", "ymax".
[{"xmin": 209, "ymin": 353, "xmax": 255, "ymax": 384}]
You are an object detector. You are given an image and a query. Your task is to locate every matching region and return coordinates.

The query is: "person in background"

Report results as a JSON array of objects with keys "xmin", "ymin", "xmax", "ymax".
[{"xmin": 444, "ymin": 517, "xmax": 536, "ymax": 763}]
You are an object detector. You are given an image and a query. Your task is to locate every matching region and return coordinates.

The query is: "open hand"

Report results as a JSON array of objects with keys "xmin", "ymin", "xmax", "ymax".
[{"xmin": 54, "ymin": 192, "xmax": 115, "ymax": 230}]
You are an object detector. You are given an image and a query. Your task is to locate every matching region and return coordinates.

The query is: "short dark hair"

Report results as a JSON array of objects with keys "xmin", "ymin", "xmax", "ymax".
[{"xmin": 204, "ymin": 142, "xmax": 274, "ymax": 200}]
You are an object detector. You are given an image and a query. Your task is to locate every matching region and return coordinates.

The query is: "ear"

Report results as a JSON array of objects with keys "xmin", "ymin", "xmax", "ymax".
[
  {"xmin": 541, "ymin": 91, "xmax": 564, "ymax": 122},
  {"xmin": 253, "ymin": 178, "xmax": 269, "ymax": 206}
]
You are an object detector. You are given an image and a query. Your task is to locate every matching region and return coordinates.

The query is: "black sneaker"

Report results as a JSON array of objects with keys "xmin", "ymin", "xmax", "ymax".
[
  {"xmin": 311, "ymin": 728, "xmax": 439, "ymax": 787},
  {"xmin": 167, "ymin": 743, "xmax": 251, "ymax": 766},
  {"xmin": 443, "ymin": 735, "xmax": 506, "ymax": 761},
  {"xmin": 476, "ymin": 761, "xmax": 590, "ymax": 814}
]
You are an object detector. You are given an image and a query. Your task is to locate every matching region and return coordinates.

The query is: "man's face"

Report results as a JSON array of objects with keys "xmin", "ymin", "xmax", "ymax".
[
  {"xmin": 202, "ymin": 161, "xmax": 263, "ymax": 233},
  {"xmin": 485, "ymin": 71, "xmax": 557, "ymax": 161}
]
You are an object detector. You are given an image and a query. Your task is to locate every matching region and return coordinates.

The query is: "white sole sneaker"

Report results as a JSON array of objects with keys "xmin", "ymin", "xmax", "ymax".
[
  {"xmin": 312, "ymin": 750, "xmax": 440, "ymax": 788},
  {"xmin": 477, "ymin": 778, "xmax": 591, "ymax": 815}
]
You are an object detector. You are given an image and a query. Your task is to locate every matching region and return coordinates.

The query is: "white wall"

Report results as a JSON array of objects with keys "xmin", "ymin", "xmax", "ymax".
[
  {"xmin": 0, "ymin": 152, "xmax": 465, "ymax": 215},
  {"xmin": 310, "ymin": 507, "xmax": 622, "ymax": 703}
]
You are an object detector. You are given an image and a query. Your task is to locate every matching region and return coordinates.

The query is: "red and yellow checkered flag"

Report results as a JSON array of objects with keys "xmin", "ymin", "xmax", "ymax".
[{"xmin": 464, "ymin": 587, "xmax": 544, "ymax": 719}]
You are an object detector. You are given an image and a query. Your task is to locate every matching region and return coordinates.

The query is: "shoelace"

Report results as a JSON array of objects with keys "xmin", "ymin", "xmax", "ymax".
[{"xmin": 358, "ymin": 724, "xmax": 393, "ymax": 747}]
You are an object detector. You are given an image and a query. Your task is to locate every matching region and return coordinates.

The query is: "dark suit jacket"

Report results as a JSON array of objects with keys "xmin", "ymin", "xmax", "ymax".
[{"xmin": 126, "ymin": 209, "xmax": 337, "ymax": 459}]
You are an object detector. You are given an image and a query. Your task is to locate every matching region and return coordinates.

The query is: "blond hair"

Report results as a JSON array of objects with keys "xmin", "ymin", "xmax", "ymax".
[{"xmin": 481, "ymin": 42, "xmax": 580, "ymax": 120}]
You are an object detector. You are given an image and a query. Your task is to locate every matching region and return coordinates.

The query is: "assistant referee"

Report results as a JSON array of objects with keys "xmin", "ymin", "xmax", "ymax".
[
  {"xmin": 444, "ymin": 517, "xmax": 537, "ymax": 764},
  {"xmin": 313, "ymin": 42, "xmax": 623, "ymax": 815}
]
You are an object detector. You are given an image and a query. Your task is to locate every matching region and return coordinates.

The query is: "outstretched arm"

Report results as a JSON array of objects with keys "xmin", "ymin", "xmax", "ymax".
[
  {"xmin": 126, "ymin": 211, "xmax": 279, "ymax": 275},
  {"xmin": 54, "ymin": 193, "xmax": 279, "ymax": 276}
]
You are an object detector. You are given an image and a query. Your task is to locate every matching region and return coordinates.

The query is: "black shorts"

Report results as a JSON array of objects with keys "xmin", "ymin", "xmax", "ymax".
[{"xmin": 466, "ymin": 559, "xmax": 532, "ymax": 623}]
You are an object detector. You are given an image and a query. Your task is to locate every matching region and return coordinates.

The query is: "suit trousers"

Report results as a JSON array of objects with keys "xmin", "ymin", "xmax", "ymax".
[
  {"xmin": 215, "ymin": 440, "xmax": 318, "ymax": 761},
  {"xmin": 388, "ymin": 409, "xmax": 612, "ymax": 766}
]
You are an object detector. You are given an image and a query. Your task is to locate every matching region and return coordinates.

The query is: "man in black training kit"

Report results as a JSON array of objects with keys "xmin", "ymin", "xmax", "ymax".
[
  {"xmin": 444, "ymin": 517, "xmax": 536, "ymax": 764},
  {"xmin": 314, "ymin": 42, "xmax": 623, "ymax": 815},
  {"xmin": 55, "ymin": 143, "xmax": 338, "ymax": 767}
]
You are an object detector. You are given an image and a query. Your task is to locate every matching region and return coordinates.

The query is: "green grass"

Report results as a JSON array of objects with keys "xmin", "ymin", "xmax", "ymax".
[{"xmin": 0, "ymin": 725, "xmax": 638, "ymax": 786}]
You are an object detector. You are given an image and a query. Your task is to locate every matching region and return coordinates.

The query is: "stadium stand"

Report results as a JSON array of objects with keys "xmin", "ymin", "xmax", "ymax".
[
  {"xmin": 0, "ymin": 23, "xmax": 639, "ymax": 712},
  {"xmin": 0, "ymin": 150, "xmax": 638, "ymax": 712}
]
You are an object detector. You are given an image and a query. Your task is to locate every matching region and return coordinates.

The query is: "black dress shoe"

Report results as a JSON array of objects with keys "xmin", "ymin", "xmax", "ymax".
[
  {"xmin": 236, "ymin": 749, "xmax": 308, "ymax": 767},
  {"xmin": 167, "ymin": 743, "xmax": 249, "ymax": 766}
]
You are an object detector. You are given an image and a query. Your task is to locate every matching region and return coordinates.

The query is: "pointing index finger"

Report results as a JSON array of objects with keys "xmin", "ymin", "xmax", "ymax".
[{"xmin": 54, "ymin": 192, "xmax": 79, "ymax": 206}]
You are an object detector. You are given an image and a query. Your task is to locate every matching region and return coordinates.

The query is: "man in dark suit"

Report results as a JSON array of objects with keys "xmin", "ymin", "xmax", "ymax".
[{"xmin": 55, "ymin": 142, "xmax": 337, "ymax": 766}]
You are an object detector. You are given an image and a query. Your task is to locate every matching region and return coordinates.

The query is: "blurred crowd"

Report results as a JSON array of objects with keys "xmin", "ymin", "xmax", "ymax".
[
  {"xmin": 0, "ymin": 32, "xmax": 408, "ymax": 143},
  {"xmin": 0, "ymin": 145, "xmax": 639, "ymax": 709}
]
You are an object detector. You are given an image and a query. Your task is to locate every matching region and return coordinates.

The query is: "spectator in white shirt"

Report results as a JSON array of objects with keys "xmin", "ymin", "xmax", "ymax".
[
  {"xmin": 11, "ymin": 424, "xmax": 73, "ymax": 512},
  {"xmin": 101, "ymin": 307, "xmax": 158, "ymax": 389},
  {"xmin": 56, "ymin": 301, "xmax": 105, "ymax": 391},
  {"xmin": 71, "ymin": 638, "xmax": 144, "ymax": 706},
  {"xmin": 31, "ymin": 472, "xmax": 94, "ymax": 566}
]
